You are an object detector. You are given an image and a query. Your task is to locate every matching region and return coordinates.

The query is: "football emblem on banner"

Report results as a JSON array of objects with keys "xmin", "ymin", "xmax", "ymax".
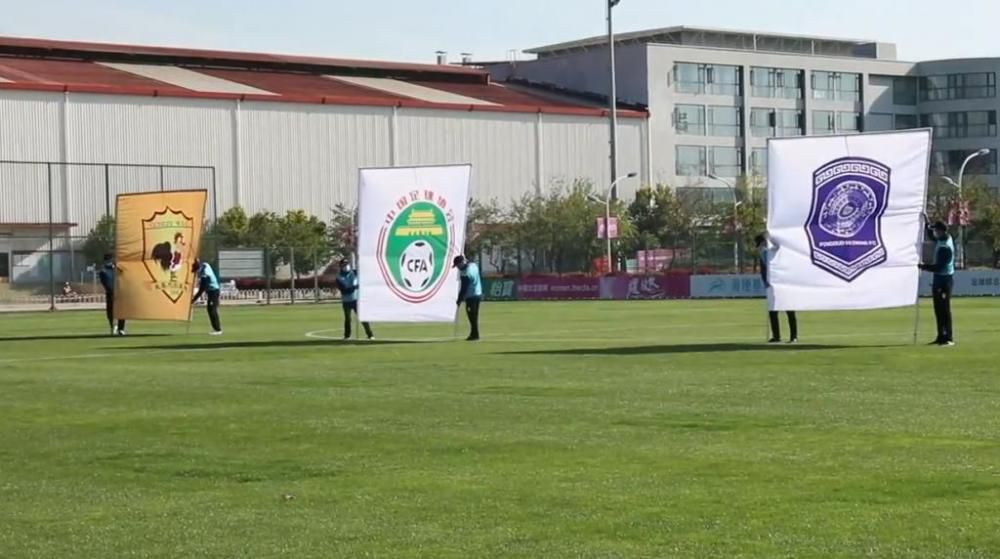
[
  {"xmin": 142, "ymin": 207, "xmax": 196, "ymax": 303},
  {"xmin": 377, "ymin": 196, "xmax": 456, "ymax": 303},
  {"xmin": 806, "ymin": 157, "xmax": 890, "ymax": 282}
]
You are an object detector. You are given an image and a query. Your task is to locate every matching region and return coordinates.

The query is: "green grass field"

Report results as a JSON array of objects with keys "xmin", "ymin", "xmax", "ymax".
[{"xmin": 1, "ymin": 300, "xmax": 999, "ymax": 558}]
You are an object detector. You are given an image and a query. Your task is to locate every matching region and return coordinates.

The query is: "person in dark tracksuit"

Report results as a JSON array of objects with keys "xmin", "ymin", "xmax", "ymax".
[
  {"xmin": 191, "ymin": 259, "xmax": 223, "ymax": 335},
  {"xmin": 920, "ymin": 221, "xmax": 956, "ymax": 346},
  {"xmin": 453, "ymin": 255, "xmax": 482, "ymax": 341},
  {"xmin": 99, "ymin": 254, "xmax": 126, "ymax": 336},
  {"xmin": 336, "ymin": 258, "xmax": 374, "ymax": 340},
  {"xmin": 756, "ymin": 234, "xmax": 798, "ymax": 344}
]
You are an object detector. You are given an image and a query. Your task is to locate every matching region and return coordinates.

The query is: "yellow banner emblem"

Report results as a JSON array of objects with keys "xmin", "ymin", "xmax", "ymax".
[{"xmin": 142, "ymin": 208, "xmax": 195, "ymax": 303}]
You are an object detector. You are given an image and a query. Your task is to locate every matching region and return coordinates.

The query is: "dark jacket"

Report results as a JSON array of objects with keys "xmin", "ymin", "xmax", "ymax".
[{"xmin": 98, "ymin": 263, "xmax": 115, "ymax": 294}]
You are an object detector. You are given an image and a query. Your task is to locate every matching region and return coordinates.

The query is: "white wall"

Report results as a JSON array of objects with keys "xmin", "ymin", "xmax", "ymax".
[{"xmin": 0, "ymin": 90, "xmax": 644, "ymax": 236}]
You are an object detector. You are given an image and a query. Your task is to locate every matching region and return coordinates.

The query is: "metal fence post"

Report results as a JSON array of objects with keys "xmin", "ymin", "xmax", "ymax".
[
  {"xmin": 47, "ymin": 162, "xmax": 56, "ymax": 311},
  {"xmin": 265, "ymin": 248, "xmax": 272, "ymax": 306},
  {"xmin": 158, "ymin": 165, "xmax": 165, "ymax": 192},
  {"xmin": 290, "ymin": 247, "xmax": 296, "ymax": 305},
  {"xmin": 313, "ymin": 247, "xmax": 320, "ymax": 303}
]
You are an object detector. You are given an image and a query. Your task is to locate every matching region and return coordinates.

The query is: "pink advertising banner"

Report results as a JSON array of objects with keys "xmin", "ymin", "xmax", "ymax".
[{"xmin": 518, "ymin": 276, "xmax": 601, "ymax": 300}]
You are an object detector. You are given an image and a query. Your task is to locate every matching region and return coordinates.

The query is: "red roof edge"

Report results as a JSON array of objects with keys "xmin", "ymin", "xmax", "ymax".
[
  {"xmin": 0, "ymin": 35, "xmax": 488, "ymax": 84},
  {"xmin": 0, "ymin": 82, "xmax": 648, "ymax": 119}
]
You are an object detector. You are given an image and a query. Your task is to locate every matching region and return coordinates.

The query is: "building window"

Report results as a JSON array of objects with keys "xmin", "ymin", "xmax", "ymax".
[
  {"xmin": 931, "ymin": 149, "xmax": 998, "ymax": 176},
  {"xmin": 676, "ymin": 145, "xmax": 707, "ymax": 176},
  {"xmin": 838, "ymin": 112, "xmax": 861, "ymax": 133},
  {"xmin": 708, "ymin": 106, "xmax": 741, "ymax": 137},
  {"xmin": 893, "ymin": 77, "xmax": 918, "ymax": 105},
  {"xmin": 867, "ymin": 113, "xmax": 894, "ymax": 131},
  {"xmin": 921, "ymin": 111, "xmax": 997, "ymax": 138},
  {"xmin": 812, "ymin": 71, "xmax": 861, "ymax": 102},
  {"xmin": 709, "ymin": 147, "xmax": 743, "ymax": 177},
  {"xmin": 813, "ymin": 110, "xmax": 836, "ymax": 135},
  {"xmin": 673, "ymin": 62, "xmax": 742, "ymax": 95},
  {"xmin": 895, "ymin": 114, "xmax": 919, "ymax": 130},
  {"xmin": 750, "ymin": 108, "xmax": 773, "ymax": 137},
  {"xmin": 777, "ymin": 109, "xmax": 803, "ymax": 136},
  {"xmin": 750, "ymin": 148, "xmax": 768, "ymax": 176},
  {"xmin": 750, "ymin": 108, "xmax": 803, "ymax": 137},
  {"xmin": 921, "ymin": 73, "xmax": 997, "ymax": 101},
  {"xmin": 750, "ymin": 67, "xmax": 803, "ymax": 99},
  {"xmin": 674, "ymin": 104, "xmax": 705, "ymax": 135}
]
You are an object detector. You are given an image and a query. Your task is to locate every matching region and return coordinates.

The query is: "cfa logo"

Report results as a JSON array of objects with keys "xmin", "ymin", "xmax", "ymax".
[{"xmin": 377, "ymin": 190, "xmax": 457, "ymax": 303}]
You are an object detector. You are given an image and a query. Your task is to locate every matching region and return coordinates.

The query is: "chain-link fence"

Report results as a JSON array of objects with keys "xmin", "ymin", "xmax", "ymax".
[{"xmin": 0, "ymin": 161, "xmax": 216, "ymax": 310}]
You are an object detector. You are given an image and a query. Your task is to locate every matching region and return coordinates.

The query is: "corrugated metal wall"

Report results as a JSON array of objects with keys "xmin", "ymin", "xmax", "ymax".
[
  {"xmin": 396, "ymin": 109, "xmax": 537, "ymax": 203},
  {"xmin": 0, "ymin": 90, "xmax": 648, "ymax": 233}
]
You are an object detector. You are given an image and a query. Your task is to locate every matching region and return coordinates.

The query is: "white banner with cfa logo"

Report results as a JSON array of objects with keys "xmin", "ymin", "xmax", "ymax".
[
  {"xmin": 357, "ymin": 164, "xmax": 471, "ymax": 323},
  {"xmin": 767, "ymin": 129, "xmax": 932, "ymax": 311}
]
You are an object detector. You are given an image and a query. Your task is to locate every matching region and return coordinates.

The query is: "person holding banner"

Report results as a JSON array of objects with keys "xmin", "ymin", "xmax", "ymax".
[
  {"xmin": 191, "ymin": 259, "xmax": 223, "ymax": 335},
  {"xmin": 336, "ymin": 258, "xmax": 374, "ymax": 340},
  {"xmin": 453, "ymin": 255, "xmax": 482, "ymax": 341},
  {"xmin": 99, "ymin": 254, "xmax": 126, "ymax": 336},
  {"xmin": 756, "ymin": 234, "xmax": 798, "ymax": 344},
  {"xmin": 919, "ymin": 221, "xmax": 956, "ymax": 346}
]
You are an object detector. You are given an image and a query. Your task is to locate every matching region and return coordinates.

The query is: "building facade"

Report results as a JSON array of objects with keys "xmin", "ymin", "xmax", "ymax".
[
  {"xmin": 0, "ymin": 37, "xmax": 648, "ymax": 282},
  {"xmin": 487, "ymin": 26, "xmax": 1000, "ymax": 198}
]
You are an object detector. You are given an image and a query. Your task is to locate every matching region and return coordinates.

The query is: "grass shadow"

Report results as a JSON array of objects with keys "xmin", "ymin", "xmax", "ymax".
[
  {"xmin": 117, "ymin": 339, "xmax": 426, "ymax": 351},
  {"xmin": 0, "ymin": 333, "xmax": 167, "ymax": 342},
  {"xmin": 500, "ymin": 342, "xmax": 897, "ymax": 356}
]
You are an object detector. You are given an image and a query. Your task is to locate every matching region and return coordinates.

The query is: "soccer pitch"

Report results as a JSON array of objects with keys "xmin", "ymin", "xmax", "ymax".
[{"xmin": 1, "ymin": 300, "xmax": 999, "ymax": 558}]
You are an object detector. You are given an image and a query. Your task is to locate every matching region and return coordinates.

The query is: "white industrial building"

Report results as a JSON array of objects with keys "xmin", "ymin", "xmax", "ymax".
[
  {"xmin": 486, "ymin": 26, "xmax": 1000, "ymax": 196},
  {"xmin": 0, "ymin": 36, "xmax": 647, "ymax": 282}
]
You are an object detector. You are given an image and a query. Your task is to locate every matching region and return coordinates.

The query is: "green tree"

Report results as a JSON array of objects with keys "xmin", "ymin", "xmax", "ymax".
[
  {"xmin": 212, "ymin": 206, "xmax": 250, "ymax": 247},
  {"xmin": 278, "ymin": 210, "xmax": 330, "ymax": 278},
  {"xmin": 327, "ymin": 204, "xmax": 356, "ymax": 264},
  {"xmin": 82, "ymin": 215, "xmax": 116, "ymax": 266},
  {"xmin": 625, "ymin": 185, "xmax": 697, "ymax": 270},
  {"xmin": 466, "ymin": 198, "xmax": 516, "ymax": 273},
  {"xmin": 247, "ymin": 211, "xmax": 281, "ymax": 273},
  {"xmin": 509, "ymin": 179, "xmax": 632, "ymax": 273}
]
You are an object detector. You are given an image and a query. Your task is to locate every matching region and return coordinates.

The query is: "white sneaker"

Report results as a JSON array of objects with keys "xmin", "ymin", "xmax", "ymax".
[
  {"xmin": 117, "ymin": 330, "xmax": 127, "ymax": 337},
  {"xmin": 210, "ymin": 330, "xmax": 223, "ymax": 336},
  {"xmin": 111, "ymin": 327, "xmax": 118, "ymax": 336}
]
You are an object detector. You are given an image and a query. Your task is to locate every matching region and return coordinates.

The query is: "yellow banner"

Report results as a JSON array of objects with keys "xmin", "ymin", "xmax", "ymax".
[{"xmin": 114, "ymin": 191, "xmax": 207, "ymax": 321}]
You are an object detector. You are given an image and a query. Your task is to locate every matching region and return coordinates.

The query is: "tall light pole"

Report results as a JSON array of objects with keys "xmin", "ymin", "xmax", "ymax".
[
  {"xmin": 942, "ymin": 147, "xmax": 990, "ymax": 269},
  {"xmin": 607, "ymin": 0, "xmax": 621, "ymax": 193},
  {"xmin": 708, "ymin": 174, "xmax": 743, "ymax": 272},
  {"xmin": 589, "ymin": 171, "xmax": 638, "ymax": 273}
]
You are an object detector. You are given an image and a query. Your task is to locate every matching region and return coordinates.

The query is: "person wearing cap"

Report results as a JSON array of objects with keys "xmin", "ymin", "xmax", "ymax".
[
  {"xmin": 756, "ymin": 234, "xmax": 798, "ymax": 344},
  {"xmin": 98, "ymin": 253, "xmax": 126, "ymax": 336},
  {"xmin": 191, "ymin": 259, "xmax": 223, "ymax": 335},
  {"xmin": 919, "ymin": 220, "xmax": 956, "ymax": 346},
  {"xmin": 335, "ymin": 258, "xmax": 374, "ymax": 340},
  {"xmin": 453, "ymin": 255, "xmax": 482, "ymax": 341}
]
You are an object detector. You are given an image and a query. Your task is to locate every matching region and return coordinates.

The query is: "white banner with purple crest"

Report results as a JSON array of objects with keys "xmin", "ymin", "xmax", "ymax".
[{"xmin": 766, "ymin": 130, "xmax": 932, "ymax": 311}]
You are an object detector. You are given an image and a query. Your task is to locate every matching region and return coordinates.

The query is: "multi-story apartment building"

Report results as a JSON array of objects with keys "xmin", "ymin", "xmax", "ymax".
[{"xmin": 486, "ymin": 26, "xmax": 1000, "ymax": 196}]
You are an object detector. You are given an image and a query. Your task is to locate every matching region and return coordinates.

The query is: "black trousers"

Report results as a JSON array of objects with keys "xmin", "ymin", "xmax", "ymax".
[
  {"xmin": 105, "ymin": 293, "xmax": 125, "ymax": 331},
  {"xmin": 464, "ymin": 297, "xmax": 481, "ymax": 338},
  {"xmin": 769, "ymin": 311, "xmax": 797, "ymax": 340},
  {"xmin": 932, "ymin": 277, "xmax": 954, "ymax": 343},
  {"xmin": 206, "ymin": 290, "xmax": 222, "ymax": 332},
  {"xmin": 342, "ymin": 301, "xmax": 373, "ymax": 338}
]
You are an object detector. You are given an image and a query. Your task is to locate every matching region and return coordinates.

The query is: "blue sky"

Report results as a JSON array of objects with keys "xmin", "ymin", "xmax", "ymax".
[{"xmin": 2, "ymin": 0, "xmax": 997, "ymax": 63}]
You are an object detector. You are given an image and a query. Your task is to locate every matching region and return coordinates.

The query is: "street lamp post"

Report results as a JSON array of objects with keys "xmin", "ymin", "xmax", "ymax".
[
  {"xmin": 589, "ymin": 172, "xmax": 638, "ymax": 274},
  {"xmin": 607, "ymin": 0, "xmax": 621, "ymax": 190},
  {"xmin": 942, "ymin": 148, "xmax": 990, "ymax": 269},
  {"xmin": 708, "ymin": 174, "xmax": 743, "ymax": 272}
]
